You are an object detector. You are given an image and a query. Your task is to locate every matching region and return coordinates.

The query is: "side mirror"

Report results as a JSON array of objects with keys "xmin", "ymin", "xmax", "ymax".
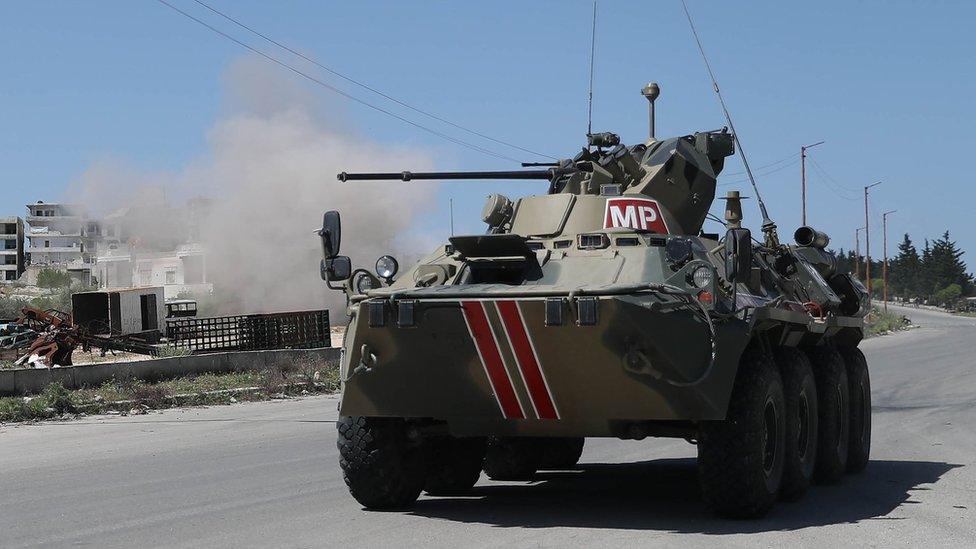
[
  {"xmin": 319, "ymin": 210, "xmax": 341, "ymax": 259},
  {"xmin": 320, "ymin": 256, "xmax": 352, "ymax": 282},
  {"xmin": 724, "ymin": 228, "xmax": 753, "ymax": 283}
]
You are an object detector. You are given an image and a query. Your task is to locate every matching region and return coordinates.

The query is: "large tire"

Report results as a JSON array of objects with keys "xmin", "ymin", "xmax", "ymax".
[
  {"xmin": 337, "ymin": 416, "xmax": 425, "ymax": 509},
  {"xmin": 839, "ymin": 346, "xmax": 871, "ymax": 473},
  {"xmin": 483, "ymin": 437, "xmax": 544, "ymax": 480},
  {"xmin": 807, "ymin": 346, "xmax": 850, "ymax": 484},
  {"xmin": 698, "ymin": 346, "xmax": 786, "ymax": 519},
  {"xmin": 424, "ymin": 436, "xmax": 487, "ymax": 495},
  {"xmin": 538, "ymin": 437, "xmax": 585, "ymax": 469},
  {"xmin": 774, "ymin": 347, "xmax": 819, "ymax": 501}
]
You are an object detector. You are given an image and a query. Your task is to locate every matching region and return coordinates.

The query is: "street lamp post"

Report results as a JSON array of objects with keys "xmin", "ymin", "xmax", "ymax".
[
  {"xmin": 855, "ymin": 226, "xmax": 865, "ymax": 279},
  {"xmin": 882, "ymin": 210, "xmax": 897, "ymax": 313},
  {"xmin": 864, "ymin": 181, "xmax": 882, "ymax": 307}
]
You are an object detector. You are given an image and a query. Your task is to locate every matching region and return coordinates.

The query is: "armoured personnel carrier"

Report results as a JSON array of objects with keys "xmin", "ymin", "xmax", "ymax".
[{"xmin": 319, "ymin": 87, "xmax": 871, "ymax": 518}]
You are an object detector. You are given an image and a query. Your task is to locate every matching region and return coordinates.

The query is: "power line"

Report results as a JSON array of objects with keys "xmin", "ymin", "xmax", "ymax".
[
  {"xmin": 808, "ymin": 157, "xmax": 859, "ymax": 193},
  {"xmin": 722, "ymin": 151, "xmax": 799, "ymax": 177},
  {"xmin": 190, "ymin": 0, "xmax": 555, "ymax": 160},
  {"xmin": 718, "ymin": 156, "xmax": 801, "ymax": 187},
  {"xmin": 154, "ymin": 0, "xmax": 523, "ymax": 163},
  {"xmin": 807, "ymin": 158, "xmax": 860, "ymax": 201}
]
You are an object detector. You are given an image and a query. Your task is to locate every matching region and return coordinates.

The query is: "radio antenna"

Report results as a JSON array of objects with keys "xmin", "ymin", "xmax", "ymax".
[
  {"xmin": 586, "ymin": 1, "xmax": 597, "ymax": 137},
  {"xmin": 680, "ymin": 0, "xmax": 779, "ymax": 246}
]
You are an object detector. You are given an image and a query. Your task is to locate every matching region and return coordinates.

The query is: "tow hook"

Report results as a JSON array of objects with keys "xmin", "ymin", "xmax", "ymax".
[
  {"xmin": 623, "ymin": 343, "xmax": 664, "ymax": 379},
  {"xmin": 345, "ymin": 343, "xmax": 377, "ymax": 381}
]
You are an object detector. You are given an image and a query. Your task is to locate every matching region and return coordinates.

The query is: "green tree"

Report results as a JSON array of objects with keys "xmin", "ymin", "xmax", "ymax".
[
  {"xmin": 918, "ymin": 239, "xmax": 934, "ymax": 296},
  {"xmin": 889, "ymin": 234, "xmax": 921, "ymax": 298},
  {"xmin": 927, "ymin": 231, "xmax": 972, "ymax": 296},
  {"xmin": 36, "ymin": 268, "xmax": 72, "ymax": 289},
  {"xmin": 934, "ymin": 284, "xmax": 963, "ymax": 307}
]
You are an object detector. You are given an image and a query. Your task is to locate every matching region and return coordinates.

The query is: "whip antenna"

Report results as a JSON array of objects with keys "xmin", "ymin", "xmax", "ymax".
[
  {"xmin": 586, "ymin": 1, "xmax": 597, "ymax": 137},
  {"xmin": 680, "ymin": 0, "xmax": 779, "ymax": 245}
]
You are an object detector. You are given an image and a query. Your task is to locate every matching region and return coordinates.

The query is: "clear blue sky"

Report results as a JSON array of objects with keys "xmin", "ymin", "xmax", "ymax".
[{"xmin": 2, "ymin": 0, "xmax": 974, "ymax": 261}]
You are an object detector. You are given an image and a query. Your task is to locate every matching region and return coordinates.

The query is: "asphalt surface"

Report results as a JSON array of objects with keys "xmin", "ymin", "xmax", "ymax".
[{"xmin": 1, "ymin": 304, "xmax": 974, "ymax": 548}]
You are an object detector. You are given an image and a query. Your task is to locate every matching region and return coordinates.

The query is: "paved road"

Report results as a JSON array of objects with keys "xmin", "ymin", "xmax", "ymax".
[{"xmin": 1, "ymin": 305, "xmax": 974, "ymax": 548}]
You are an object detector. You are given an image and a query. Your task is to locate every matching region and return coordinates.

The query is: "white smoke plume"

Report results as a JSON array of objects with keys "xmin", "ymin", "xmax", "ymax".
[{"xmin": 66, "ymin": 56, "xmax": 438, "ymax": 318}]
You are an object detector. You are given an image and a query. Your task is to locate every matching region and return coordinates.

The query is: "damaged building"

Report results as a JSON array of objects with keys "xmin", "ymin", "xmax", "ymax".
[
  {"xmin": 22, "ymin": 198, "xmax": 213, "ymax": 298},
  {"xmin": 24, "ymin": 202, "xmax": 95, "ymax": 286},
  {"xmin": 93, "ymin": 199, "xmax": 214, "ymax": 299}
]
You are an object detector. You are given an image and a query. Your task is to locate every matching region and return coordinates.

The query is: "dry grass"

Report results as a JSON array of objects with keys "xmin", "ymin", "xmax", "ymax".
[
  {"xmin": 865, "ymin": 307, "xmax": 912, "ymax": 336},
  {"xmin": 0, "ymin": 358, "xmax": 341, "ymax": 424}
]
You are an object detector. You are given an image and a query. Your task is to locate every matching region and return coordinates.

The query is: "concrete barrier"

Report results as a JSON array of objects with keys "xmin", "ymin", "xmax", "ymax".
[{"xmin": 0, "ymin": 347, "xmax": 342, "ymax": 396}]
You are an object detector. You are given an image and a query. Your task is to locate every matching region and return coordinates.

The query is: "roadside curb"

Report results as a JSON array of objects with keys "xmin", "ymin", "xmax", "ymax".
[{"xmin": 0, "ymin": 347, "xmax": 341, "ymax": 396}]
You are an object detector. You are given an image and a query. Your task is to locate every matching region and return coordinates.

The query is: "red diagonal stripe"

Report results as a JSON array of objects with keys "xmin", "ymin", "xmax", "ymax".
[
  {"xmin": 497, "ymin": 300, "xmax": 559, "ymax": 419},
  {"xmin": 461, "ymin": 301, "xmax": 524, "ymax": 419}
]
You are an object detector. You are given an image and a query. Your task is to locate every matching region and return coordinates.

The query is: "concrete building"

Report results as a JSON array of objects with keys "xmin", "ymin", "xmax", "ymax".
[
  {"xmin": 23, "ymin": 198, "xmax": 212, "ymax": 295},
  {"xmin": 92, "ymin": 201, "xmax": 213, "ymax": 299},
  {"xmin": 24, "ymin": 202, "xmax": 95, "ymax": 285},
  {"xmin": 0, "ymin": 217, "xmax": 26, "ymax": 282},
  {"xmin": 94, "ymin": 242, "xmax": 210, "ymax": 299}
]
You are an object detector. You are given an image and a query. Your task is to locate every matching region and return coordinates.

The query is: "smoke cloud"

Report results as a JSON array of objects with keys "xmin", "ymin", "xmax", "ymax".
[{"xmin": 66, "ymin": 56, "xmax": 438, "ymax": 318}]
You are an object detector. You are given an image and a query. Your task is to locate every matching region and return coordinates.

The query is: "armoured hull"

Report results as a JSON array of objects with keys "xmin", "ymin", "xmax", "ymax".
[
  {"xmin": 339, "ymin": 289, "xmax": 750, "ymax": 437},
  {"xmin": 324, "ymin": 112, "xmax": 873, "ymax": 517}
]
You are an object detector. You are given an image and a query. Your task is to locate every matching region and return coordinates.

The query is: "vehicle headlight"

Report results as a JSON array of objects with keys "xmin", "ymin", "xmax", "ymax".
[
  {"xmin": 690, "ymin": 265, "xmax": 714, "ymax": 289},
  {"xmin": 375, "ymin": 255, "xmax": 399, "ymax": 280},
  {"xmin": 354, "ymin": 272, "xmax": 376, "ymax": 294}
]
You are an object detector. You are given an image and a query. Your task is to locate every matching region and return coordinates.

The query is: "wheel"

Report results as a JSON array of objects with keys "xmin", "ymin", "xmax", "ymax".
[
  {"xmin": 424, "ymin": 436, "xmax": 487, "ymax": 495},
  {"xmin": 336, "ymin": 416, "xmax": 425, "ymax": 509},
  {"xmin": 538, "ymin": 437, "xmax": 585, "ymax": 469},
  {"xmin": 806, "ymin": 346, "xmax": 850, "ymax": 484},
  {"xmin": 774, "ymin": 347, "xmax": 818, "ymax": 501},
  {"xmin": 838, "ymin": 346, "xmax": 871, "ymax": 473},
  {"xmin": 698, "ymin": 346, "xmax": 786, "ymax": 519},
  {"xmin": 483, "ymin": 437, "xmax": 544, "ymax": 480}
]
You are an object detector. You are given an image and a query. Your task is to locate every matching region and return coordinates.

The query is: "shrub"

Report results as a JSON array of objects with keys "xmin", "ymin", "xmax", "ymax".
[
  {"xmin": 128, "ymin": 381, "xmax": 169, "ymax": 407},
  {"xmin": 0, "ymin": 296, "xmax": 29, "ymax": 320},
  {"xmin": 36, "ymin": 268, "xmax": 72, "ymax": 289},
  {"xmin": 0, "ymin": 398, "xmax": 27, "ymax": 422},
  {"xmin": 42, "ymin": 382, "xmax": 76, "ymax": 414},
  {"xmin": 259, "ymin": 365, "xmax": 287, "ymax": 396}
]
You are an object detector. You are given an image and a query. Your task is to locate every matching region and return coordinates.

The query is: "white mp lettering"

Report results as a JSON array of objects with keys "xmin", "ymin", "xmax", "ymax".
[
  {"xmin": 639, "ymin": 206, "xmax": 657, "ymax": 230},
  {"xmin": 609, "ymin": 205, "xmax": 637, "ymax": 228}
]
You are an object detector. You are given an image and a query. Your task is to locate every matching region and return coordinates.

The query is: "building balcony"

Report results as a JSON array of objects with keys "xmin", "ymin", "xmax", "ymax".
[
  {"xmin": 65, "ymin": 259, "xmax": 94, "ymax": 271},
  {"xmin": 27, "ymin": 215, "xmax": 82, "ymax": 224},
  {"xmin": 28, "ymin": 229, "xmax": 81, "ymax": 237},
  {"xmin": 27, "ymin": 246, "xmax": 83, "ymax": 254}
]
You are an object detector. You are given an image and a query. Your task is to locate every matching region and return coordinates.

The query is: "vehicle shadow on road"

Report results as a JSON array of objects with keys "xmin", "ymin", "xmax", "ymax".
[{"xmin": 410, "ymin": 458, "xmax": 962, "ymax": 533}]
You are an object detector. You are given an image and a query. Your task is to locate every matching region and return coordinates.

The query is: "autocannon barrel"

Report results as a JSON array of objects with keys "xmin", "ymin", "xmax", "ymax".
[{"xmin": 337, "ymin": 169, "xmax": 570, "ymax": 182}]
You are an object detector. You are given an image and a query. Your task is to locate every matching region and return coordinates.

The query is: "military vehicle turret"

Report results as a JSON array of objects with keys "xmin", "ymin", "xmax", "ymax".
[{"xmin": 319, "ymin": 85, "xmax": 871, "ymax": 518}]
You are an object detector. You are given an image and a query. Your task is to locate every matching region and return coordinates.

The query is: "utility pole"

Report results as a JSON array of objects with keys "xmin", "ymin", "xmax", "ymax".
[
  {"xmin": 855, "ymin": 226, "xmax": 865, "ymax": 279},
  {"xmin": 800, "ymin": 141, "xmax": 824, "ymax": 226},
  {"xmin": 864, "ymin": 181, "xmax": 882, "ymax": 307},
  {"xmin": 882, "ymin": 210, "xmax": 897, "ymax": 313}
]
